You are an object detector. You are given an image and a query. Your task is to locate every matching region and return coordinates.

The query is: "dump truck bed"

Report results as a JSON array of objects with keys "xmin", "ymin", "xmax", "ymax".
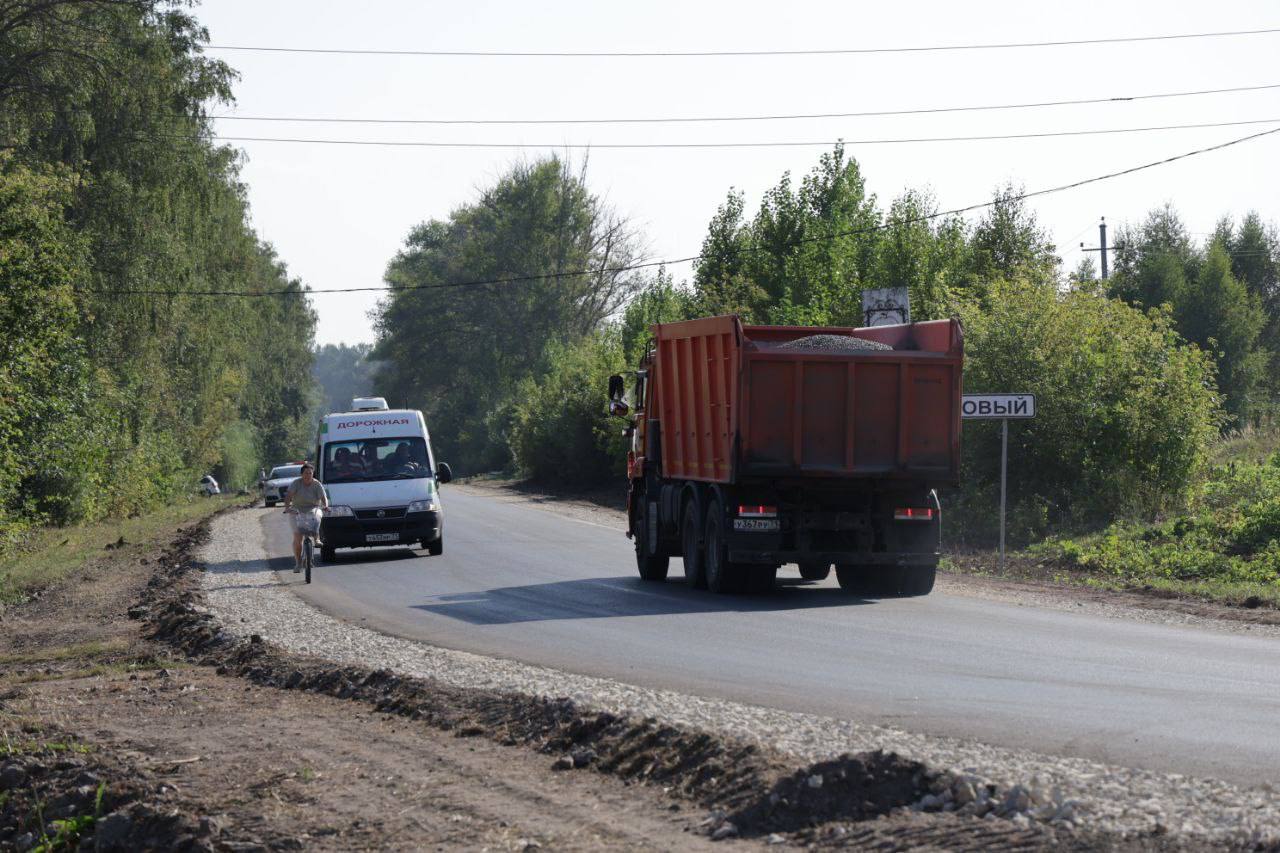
[{"xmin": 649, "ymin": 315, "xmax": 962, "ymax": 484}]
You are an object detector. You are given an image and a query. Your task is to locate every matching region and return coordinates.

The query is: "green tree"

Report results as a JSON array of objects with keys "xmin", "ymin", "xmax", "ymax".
[
  {"xmin": 374, "ymin": 156, "xmax": 648, "ymax": 472},
  {"xmin": 1218, "ymin": 212, "xmax": 1280, "ymax": 409},
  {"xmin": 1111, "ymin": 207, "xmax": 1269, "ymax": 424},
  {"xmin": 955, "ymin": 280, "xmax": 1221, "ymax": 541},
  {"xmin": 0, "ymin": 156, "xmax": 89, "ymax": 534},
  {"xmin": 693, "ymin": 145, "xmax": 879, "ymax": 325},
  {"xmin": 313, "ymin": 343, "xmax": 379, "ymax": 414},
  {"xmin": 1179, "ymin": 243, "xmax": 1267, "ymax": 422},
  {"xmin": 506, "ymin": 330, "xmax": 629, "ymax": 486},
  {"xmin": 619, "ymin": 268, "xmax": 693, "ymax": 364},
  {"xmin": 966, "ymin": 184, "xmax": 1059, "ymax": 288},
  {"xmin": 0, "ymin": 1, "xmax": 317, "ymax": 538}
]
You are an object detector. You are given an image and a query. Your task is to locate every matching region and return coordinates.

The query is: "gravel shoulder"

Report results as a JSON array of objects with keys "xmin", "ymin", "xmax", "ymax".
[{"xmin": 198, "ymin": 503, "xmax": 1280, "ymax": 848}]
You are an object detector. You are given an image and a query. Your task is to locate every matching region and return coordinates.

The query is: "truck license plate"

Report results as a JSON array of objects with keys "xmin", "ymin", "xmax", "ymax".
[
  {"xmin": 366, "ymin": 532, "xmax": 400, "ymax": 543},
  {"xmin": 733, "ymin": 518, "xmax": 780, "ymax": 532}
]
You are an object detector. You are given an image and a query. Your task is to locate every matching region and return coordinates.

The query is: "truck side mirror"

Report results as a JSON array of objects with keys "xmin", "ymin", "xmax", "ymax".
[
  {"xmin": 608, "ymin": 374, "xmax": 625, "ymax": 401},
  {"xmin": 435, "ymin": 462, "xmax": 453, "ymax": 483}
]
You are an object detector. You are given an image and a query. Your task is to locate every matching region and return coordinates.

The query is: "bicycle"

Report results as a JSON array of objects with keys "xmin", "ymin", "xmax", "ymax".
[{"xmin": 286, "ymin": 507, "xmax": 324, "ymax": 584}]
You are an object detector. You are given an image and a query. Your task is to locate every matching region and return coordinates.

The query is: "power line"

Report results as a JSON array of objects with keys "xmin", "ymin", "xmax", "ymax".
[
  {"xmin": 81, "ymin": 125, "xmax": 1280, "ymax": 298},
  {"xmin": 206, "ymin": 82, "xmax": 1280, "ymax": 127},
  {"xmin": 170, "ymin": 116, "xmax": 1280, "ymax": 150},
  {"xmin": 204, "ymin": 26, "xmax": 1280, "ymax": 58}
]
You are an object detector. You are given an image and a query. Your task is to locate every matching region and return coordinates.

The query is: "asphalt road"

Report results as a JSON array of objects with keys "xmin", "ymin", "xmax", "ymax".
[{"xmin": 261, "ymin": 488, "xmax": 1280, "ymax": 786}]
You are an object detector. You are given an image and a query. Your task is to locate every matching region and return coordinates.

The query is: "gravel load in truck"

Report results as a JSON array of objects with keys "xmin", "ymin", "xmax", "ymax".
[
  {"xmin": 774, "ymin": 334, "xmax": 894, "ymax": 352},
  {"xmin": 609, "ymin": 314, "xmax": 963, "ymax": 596}
]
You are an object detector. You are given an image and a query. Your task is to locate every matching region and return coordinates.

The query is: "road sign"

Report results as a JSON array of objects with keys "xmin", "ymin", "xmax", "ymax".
[
  {"xmin": 961, "ymin": 393, "xmax": 1036, "ymax": 573},
  {"xmin": 961, "ymin": 393, "xmax": 1035, "ymax": 419},
  {"xmin": 861, "ymin": 287, "xmax": 910, "ymax": 326}
]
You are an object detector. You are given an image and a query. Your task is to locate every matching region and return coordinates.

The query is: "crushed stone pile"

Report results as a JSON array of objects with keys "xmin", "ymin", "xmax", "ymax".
[{"xmin": 774, "ymin": 334, "xmax": 893, "ymax": 352}]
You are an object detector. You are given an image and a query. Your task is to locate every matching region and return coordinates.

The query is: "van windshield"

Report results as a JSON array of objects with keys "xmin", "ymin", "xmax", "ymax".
[
  {"xmin": 323, "ymin": 437, "xmax": 432, "ymax": 483},
  {"xmin": 269, "ymin": 465, "xmax": 303, "ymax": 480}
]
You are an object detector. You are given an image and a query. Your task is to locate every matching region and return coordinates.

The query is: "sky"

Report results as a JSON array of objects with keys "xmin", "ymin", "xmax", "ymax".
[{"xmin": 192, "ymin": 0, "xmax": 1280, "ymax": 346}]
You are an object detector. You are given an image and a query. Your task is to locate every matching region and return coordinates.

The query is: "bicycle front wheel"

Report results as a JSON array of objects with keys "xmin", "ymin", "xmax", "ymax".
[{"xmin": 303, "ymin": 536, "xmax": 313, "ymax": 584}]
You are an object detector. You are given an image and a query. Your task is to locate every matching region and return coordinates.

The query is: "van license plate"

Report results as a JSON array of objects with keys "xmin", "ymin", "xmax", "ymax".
[
  {"xmin": 366, "ymin": 532, "xmax": 399, "ymax": 543},
  {"xmin": 733, "ymin": 518, "xmax": 779, "ymax": 532}
]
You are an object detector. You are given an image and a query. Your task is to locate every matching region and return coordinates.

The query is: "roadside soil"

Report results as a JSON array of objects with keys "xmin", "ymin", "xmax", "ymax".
[
  {"xmin": 0, "ymin": 511, "xmax": 757, "ymax": 851},
  {"xmin": 453, "ymin": 479, "xmax": 1280, "ymax": 633}
]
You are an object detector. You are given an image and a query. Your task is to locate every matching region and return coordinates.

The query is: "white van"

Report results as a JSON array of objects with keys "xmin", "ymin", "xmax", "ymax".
[{"xmin": 314, "ymin": 397, "xmax": 452, "ymax": 560}]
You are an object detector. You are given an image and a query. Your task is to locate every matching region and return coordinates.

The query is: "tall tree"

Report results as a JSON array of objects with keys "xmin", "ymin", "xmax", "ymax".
[
  {"xmin": 1111, "ymin": 206, "xmax": 1270, "ymax": 424},
  {"xmin": 0, "ymin": 0, "xmax": 317, "ymax": 530},
  {"xmin": 373, "ymin": 156, "xmax": 648, "ymax": 471},
  {"xmin": 313, "ymin": 343, "xmax": 378, "ymax": 413},
  {"xmin": 966, "ymin": 184, "xmax": 1059, "ymax": 288}
]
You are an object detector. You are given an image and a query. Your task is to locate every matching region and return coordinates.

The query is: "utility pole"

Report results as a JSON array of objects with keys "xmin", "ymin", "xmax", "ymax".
[{"xmin": 1080, "ymin": 217, "xmax": 1110, "ymax": 279}]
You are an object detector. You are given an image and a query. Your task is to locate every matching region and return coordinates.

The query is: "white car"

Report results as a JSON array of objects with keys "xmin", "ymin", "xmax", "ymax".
[
  {"xmin": 262, "ymin": 464, "xmax": 303, "ymax": 507},
  {"xmin": 199, "ymin": 474, "xmax": 220, "ymax": 496}
]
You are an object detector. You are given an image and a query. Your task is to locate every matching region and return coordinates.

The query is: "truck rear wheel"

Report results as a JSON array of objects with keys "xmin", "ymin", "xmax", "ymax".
[
  {"xmin": 703, "ymin": 500, "xmax": 747, "ymax": 594},
  {"xmin": 798, "ymin": 562, "xmax": 831, "ymax": 582},
  {"xmin": 681, "ymin": 501, "xmax": 706, "ymax": 589},
  {"xmin": 634, "ymin": 501, "xmax": 669, "ymax": 581},
  {"xmin": 836, "ymin": 564, "xmax": 936, "ymax": 597}
]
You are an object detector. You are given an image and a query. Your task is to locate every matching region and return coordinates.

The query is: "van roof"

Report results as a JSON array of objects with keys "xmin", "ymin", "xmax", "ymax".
[{"xmin": 322, "ymin": 408, "xmax": 421, "ymax": 420}]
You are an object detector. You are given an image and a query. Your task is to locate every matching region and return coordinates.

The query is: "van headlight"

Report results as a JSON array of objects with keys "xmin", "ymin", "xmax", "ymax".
[
  {"xmin": 325, "ymin": 505, "xmax": 354, "ymax": 517},
  {"xmin": 407, "ymin": 499, "xmax": 437, "ymax": 513}
]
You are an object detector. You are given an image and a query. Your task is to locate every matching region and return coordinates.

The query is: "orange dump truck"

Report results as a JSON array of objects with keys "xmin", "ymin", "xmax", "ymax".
[{"xmin": 609, "ymin": 315, "xmax": 963, "ymax": 594}]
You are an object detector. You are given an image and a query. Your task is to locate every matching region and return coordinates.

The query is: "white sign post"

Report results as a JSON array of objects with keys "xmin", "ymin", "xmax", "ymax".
[{"xmin": 962, "ymin": 394, "xmax": 1036, "ymax": 572}]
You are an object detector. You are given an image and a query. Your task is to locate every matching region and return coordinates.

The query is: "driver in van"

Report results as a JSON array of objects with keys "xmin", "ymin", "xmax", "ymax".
[
  {"xmin": 389, "ymin": 442, "xmax": 423, "ymax": 476},
  {"xmin": 283, "ymin": 462, "xmax": 329, "ymax": 571}
]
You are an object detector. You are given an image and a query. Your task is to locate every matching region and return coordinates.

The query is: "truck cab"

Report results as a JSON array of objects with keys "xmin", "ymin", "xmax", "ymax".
[{"xmin": 314, "ymin": 397, "xmax": 452, "ymax": 560}]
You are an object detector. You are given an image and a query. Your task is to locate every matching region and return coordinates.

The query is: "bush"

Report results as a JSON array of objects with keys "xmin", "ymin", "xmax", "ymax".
[
  {"xmin": 1036, "ymin": 455, "xmax": 1280, "ymax": 591},
  {"xmin": 952, "ymin": 279, "xmax": 1222, "ymax": 543},
  {"xmin": 507, "ymin": 331, "xmax": 629, "ymax": 486}
]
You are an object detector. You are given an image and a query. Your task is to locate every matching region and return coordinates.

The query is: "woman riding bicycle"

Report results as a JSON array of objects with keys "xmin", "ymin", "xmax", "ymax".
[{"xmin": 283, "ymin": 462, "xmax": 329, "ymax": 572}]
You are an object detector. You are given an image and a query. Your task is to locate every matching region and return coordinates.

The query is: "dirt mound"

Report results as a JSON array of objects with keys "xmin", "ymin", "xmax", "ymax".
[{"xmin": 728, "ymin": 751, "xmax": 927, "ymax": 833}]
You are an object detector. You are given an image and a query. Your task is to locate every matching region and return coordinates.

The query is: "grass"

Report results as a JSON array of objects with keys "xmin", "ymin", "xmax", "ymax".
[
  {"xmin": 1, "ymin": 733, "xmax": 94, "ymax": 759},
  {"xmin": 0, "ymin": 639, "xmax": 132, "ymax": 667},
  {"xmin": 0, "ymin": 658, "xmax": 184, "ymax": 686},
  {"xmin": 0, "ymin": 493, "xmax": 242, "ymax": 605},
  {"xmin": 1027, "ymin": 447, "xmax": 1280, "ymax": 608},
  {"xmin": 1208, "ymin": 420, "xmax": 1280, "ymax": 467},
  {"xmin": 943, "ymin": 428, "xmax": 1280, "ymax": 610}
]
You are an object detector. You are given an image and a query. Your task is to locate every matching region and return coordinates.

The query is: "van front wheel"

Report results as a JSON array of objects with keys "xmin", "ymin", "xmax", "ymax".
[{"xmin": 427, "ymin": 537, "xmax": 443, "ymax": 556}]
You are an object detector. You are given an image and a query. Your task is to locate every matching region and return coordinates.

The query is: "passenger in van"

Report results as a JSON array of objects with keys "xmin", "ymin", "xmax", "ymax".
[
  {"xmin": 330, "ymin": 447, "xmax": 360, "ymax": 480},
  {"xmin": 360, "ymin": 444, "xmax": 381, "ymax": 475}
]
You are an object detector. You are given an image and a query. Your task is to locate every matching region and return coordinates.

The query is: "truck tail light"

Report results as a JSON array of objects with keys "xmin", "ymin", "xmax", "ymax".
[
  {"xmin": 738, "ymin": 504, "xmax": 778, "ymax": 518},
  {"xmin": 895, "ymin": 507, "xmax": 935, "ymax": 522}
]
